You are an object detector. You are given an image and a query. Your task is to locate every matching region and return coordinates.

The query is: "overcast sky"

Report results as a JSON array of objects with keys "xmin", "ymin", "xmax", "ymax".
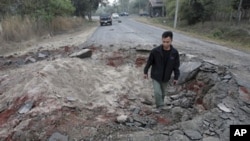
[{"xmin": 108, "ymin": 0, "xmax": 115, "ymax": 5}]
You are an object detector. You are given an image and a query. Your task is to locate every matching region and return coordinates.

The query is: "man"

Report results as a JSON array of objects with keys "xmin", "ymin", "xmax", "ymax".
[{"xmin": 144, "ymin": 31, "xmax": 180, "ymax": 113}]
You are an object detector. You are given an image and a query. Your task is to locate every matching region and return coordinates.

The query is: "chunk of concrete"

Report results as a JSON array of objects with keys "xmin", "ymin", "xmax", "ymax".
[
  {"xmin": 184, "ymin": 130, "xmax": 202, "ymax": 140},
  {"xmin": 25, "ymin": 56, "xmax": 36, "ymax": 63},
  {"xmin": 203, "ymin": 137, "xmax": 220, "ymax": 141},
  {"xmin": 178, "ymin": 62, "xmax": 202, "ymax": 84},
  {"xmin": 69, "ymin": 49, "xmax": 92, "ymax": 59},
  {"xmin": 217, "ymin": 103, "xmax": 231, "ymax": 113},
  {"xmin": 18, "ymin": 101, "xmax": 33, "ymax": 114},
  {"xmin": 232, "ymin": 70, "xmax": 250, "ymax": 89},
  {"xmin": 48, "ymin": 132, "xmax": 68, "ymax": 141},
  {"xmin": 117, "ymin": 115, "xmax": 128, "ymax": 123}
]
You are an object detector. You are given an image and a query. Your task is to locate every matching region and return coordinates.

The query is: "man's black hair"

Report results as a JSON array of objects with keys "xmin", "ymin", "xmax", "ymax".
[{"xmin": 162, "ymin": 31, "xmax": 173, "ymax": 39}]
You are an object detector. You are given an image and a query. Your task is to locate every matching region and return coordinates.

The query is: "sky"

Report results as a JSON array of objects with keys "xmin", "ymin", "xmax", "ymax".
[{"xmin": 108, "ymin": 0, "xmax": 115, "ymax": 5}]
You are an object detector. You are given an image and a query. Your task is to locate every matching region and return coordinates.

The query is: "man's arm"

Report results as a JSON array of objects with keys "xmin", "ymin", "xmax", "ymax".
[
  {"xmin": 173, "ymin": 51, "xmax": 180, "ymax": 84},
  {"xmin": 143, "ymin": 52, "xmax": 154, "ymax": 79}
]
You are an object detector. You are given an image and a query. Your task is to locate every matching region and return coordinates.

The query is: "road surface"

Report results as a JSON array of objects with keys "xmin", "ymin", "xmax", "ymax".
[{"xmin": 83, "ymin": 16, "xmax": 250, "ymax": 88}]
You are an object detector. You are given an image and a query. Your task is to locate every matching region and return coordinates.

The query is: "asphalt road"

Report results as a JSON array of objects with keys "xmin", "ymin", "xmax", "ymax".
[
  {"xmin": 84, "ymin": 16, "xmax": 162, "ymax": 47},
  {"xmin": 83, "ymin": 16, "xmax": 250, "ymax": 88}
]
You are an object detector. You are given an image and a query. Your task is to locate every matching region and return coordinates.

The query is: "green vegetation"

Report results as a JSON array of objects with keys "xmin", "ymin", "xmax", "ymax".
[
  {"xmin": 130, "ymin": 0, "xmax": 249, "ymax": 51},
  {"xmin": 138, "ymin": 17, "xmax": 250, "ymax": 52},
  {"xmin": 164, "ymin": 0, "xmax": 250, "ymax": 24},
  {"xmin": 0, "ymin": 0, "xmax": 107, "ymax": 42}
]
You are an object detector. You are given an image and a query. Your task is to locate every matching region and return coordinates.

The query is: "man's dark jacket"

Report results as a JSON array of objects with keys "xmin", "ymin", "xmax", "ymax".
[{"xmin": 144, "ymin": 45, "xmax": 180, "ymax": 82}]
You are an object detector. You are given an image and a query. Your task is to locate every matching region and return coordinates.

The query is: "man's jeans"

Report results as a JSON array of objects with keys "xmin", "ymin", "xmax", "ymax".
[{"xmin": 152, "ymin": 79, "xmax": 168, "ymax": 108}]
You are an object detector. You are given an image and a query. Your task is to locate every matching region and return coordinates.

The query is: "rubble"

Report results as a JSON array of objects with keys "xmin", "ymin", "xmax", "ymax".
[
  {"xmin": 178, "ymin": 62, "xmax": 202, "ymax": 84},
  {"xmin": 116, "ymin": 115, "xmax": 128, "ymax": 123},
  {"xmin": 38, "ymin": 53, "xmax": 48, "ymax": 59},
  {"xmin": 0, "ymin": 46, "xmax": 250, "ymax": 140},
  {"xmin": 69, "ymin": 48, "xmax": 92, "ymax": 58},
  {"xmin": 18, "ymin": 101, "xmax": 34, "ymax": 114},
  {"xmin": 24, "ymin": 56, "xmax": 36, "ymax": 63},
  {"xmin": 217, "ymin": 103, "xmax": 231, "ymax": 113},
  {"xmin": 184, "ymin": 130, "xmax": 202, "ymax": 140},
  {"xmin": 48, "ymin": 132, "xmax": 68, "ymax": 141}
]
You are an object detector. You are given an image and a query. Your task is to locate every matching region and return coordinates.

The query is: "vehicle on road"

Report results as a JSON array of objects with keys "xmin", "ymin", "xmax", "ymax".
[
  {"xmin": 112, "ymin": 13, "xmax": 119, "ymax": 19},
  {"xmin": 99, "ymin": 13, "xmax": 112, "ymax": 26},
  {"xmin": 119, "ymin": 12, "xmax": 129, "ymax": 16}
]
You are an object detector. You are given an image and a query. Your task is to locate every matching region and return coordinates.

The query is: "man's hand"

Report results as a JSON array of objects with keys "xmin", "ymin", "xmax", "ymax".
[
  {"xmin": 173, "ymin": 80, "xmax": 178, "ymax": 85},
  {"xmin": 144, "ymin": 74, "xmax": 148, "ymax": 79}
]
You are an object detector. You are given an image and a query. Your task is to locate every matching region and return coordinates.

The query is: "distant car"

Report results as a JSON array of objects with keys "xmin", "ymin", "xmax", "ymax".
[
  {"xmin": 124, "ymin": 12, "xmax": 129, "ymax": 16},
  {"xmin": 119, "ymin": 12, "xmax": 129, "ymax": 16},
  {"xmin": 99, "ymin": 13, "xmax": 112, "ymax": 26},
  {"xmin": 112, "ymin": 13, "xmax": 119, "ymax": 19}
]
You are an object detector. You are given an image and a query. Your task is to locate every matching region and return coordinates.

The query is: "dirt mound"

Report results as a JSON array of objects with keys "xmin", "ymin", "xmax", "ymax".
[{"xmin": 0, "ymin": 47, "xmax": 155, "ymax": 139}]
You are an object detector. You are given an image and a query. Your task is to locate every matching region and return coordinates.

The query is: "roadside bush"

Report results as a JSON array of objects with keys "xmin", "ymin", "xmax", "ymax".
[
  {"xmin": 212, "ymin": 28, "xmax": 223, "ymax": 38},
  {"xmin": 225, "ymin": 29, "xmax": 249, "ymax": 37},
  {"xmin": 223, "ymin": 29, "xmax": 250, "ymax": 45},
  {"xmin": 207, "ymin": 25, "xmax": 250, "ymax": 49}
]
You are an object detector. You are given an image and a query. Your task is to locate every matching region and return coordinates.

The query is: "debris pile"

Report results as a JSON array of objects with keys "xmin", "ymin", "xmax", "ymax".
[{"xmin": 0, "ymin": 46, "xmax": 250, "ymax": 140}]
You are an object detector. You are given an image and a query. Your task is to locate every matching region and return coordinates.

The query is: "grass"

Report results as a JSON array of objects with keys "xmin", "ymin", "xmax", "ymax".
[
  {"xmin": 0, "ymin": 16, "xmax": 92, "ymax": 42},
  {"xmin": 0, "ymin": 16, "xmax": 97, "ymax": 55},
  {"xmin": 51, "ymin": 16, "xmax": 88, "ymax": 34},
  {"xmin": 1, "ymin": 16, "xmax": 35, "ymax": 42},
  {"xmin": 135, "ymin": 16, "xmax": 250, "ymax": 53}
]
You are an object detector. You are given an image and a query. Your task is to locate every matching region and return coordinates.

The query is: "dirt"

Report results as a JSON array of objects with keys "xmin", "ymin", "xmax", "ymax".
[{"xmin": 0, "ymin": 23, "xmax": 155, "ymax": 140}]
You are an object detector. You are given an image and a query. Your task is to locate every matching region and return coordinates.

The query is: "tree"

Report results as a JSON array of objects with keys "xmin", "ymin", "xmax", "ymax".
[
  {"xmin": 232, "ymin": 0, "xmax": 250, "ymax": 10},
  {"xmin": 71, "ymin": 0, "xmax": 108, "ymax": 21},
  {"xmin": 0, "ymin": 0, "xmax": 22, "ymax": 18},
  {"xmin": 179, "ymin": 0, "xmax": 204, "ymax": 25},
  {"xmin": 232, "ymin": 0, "xmax": 250, "ymax": 22},
  {"xmin": 0, "ymin": 0, "xmax": 75, "ymax": 22},
  {"xmin": 130, "ymin": 0, "xmax": 148, "ymax": 14},
  {"xmin": 118, "ymin": 0, "xmax": 130, "ymax": 12},
  {"xmin": 200, "ymin": 0, "xmax": 215, "ymax": 23}
]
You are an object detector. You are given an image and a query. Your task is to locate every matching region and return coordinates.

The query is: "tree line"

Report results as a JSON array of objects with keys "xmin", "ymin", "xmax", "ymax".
[
  {"xmin": 168, "ymin": 0, "xmax": 250, "ymax": 25},
  {"xmin": 113, "ymin": 0, "xmax": 249, "ymax": 25},
  {"xmin": 0, "ymin": 0, "xmax": 108, "ymax": 22},
  {"xmin": 1, "ymin": 0, "xmax": 249, "ymax": 27},
  {"xmin": 0, "ymin": 0, "xmax": 109, "ymax": 42}
]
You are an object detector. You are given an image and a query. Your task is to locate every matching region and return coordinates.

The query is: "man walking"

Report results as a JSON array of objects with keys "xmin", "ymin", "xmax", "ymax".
[{"xmin": 144, "ymin": 31, "xmax": 180, "ymax": 113}]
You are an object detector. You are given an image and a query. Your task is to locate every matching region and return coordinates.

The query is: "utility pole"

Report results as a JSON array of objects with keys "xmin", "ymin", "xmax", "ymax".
[
  {"xmin": 162, "ymin": 4, "xmax": 164, "ymax": 17},
  {"xmin": 237, "ymin": 0, "xmax": 243, "ymax": 24},
  {"xmin": 164, "ymin": 0, "xmax": 167, "ymax": 18},
  {"xmin": 139, "ymin": 0, "xmax": 141, "ymax": 14},
  {"xmin": 128, "ymin": 0, "xmax": 130, "ymax": 13},
  {"xmin": 120, "ymin": 0, "xmax": 123, "ymax": 12},
  {"xmin": 174, "ymin": 0, "xmax": 179, "ymax": 28}
]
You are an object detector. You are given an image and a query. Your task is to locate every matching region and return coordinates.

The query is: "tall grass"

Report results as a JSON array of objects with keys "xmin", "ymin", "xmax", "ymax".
[
  {"xmin": 51, "ymin": 16, "xmax": 85, "ymax": 34},
  {"xmin": 0, "ymin": 16, "xmax": 86, "ymax": 43},
  {"xmin": 2, "ymin": 16, "xmax": 35, "ymax": 42}
]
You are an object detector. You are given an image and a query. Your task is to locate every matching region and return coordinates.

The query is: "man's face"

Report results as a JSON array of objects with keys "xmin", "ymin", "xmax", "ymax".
[{"xmin": 162, "ymin": 37, "xmax": 172, "ymax": 48}]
